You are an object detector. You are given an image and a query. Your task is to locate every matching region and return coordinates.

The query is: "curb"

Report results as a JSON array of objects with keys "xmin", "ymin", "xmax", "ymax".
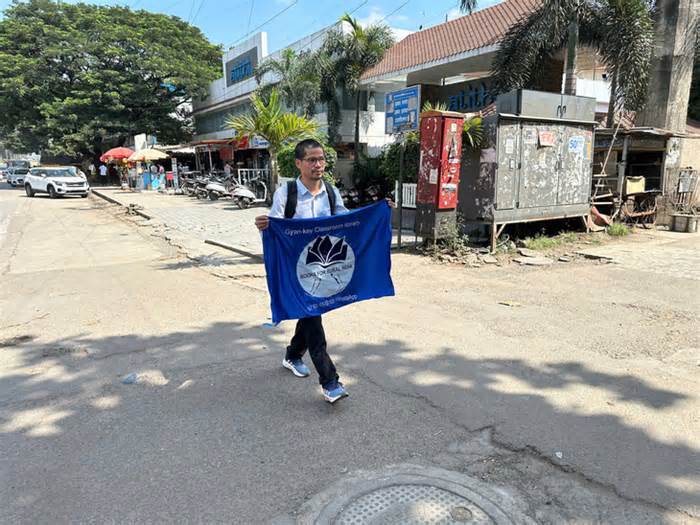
[
  {"xmin": 90, "ymin": 189, "xmax": 121, "ymax": 206},
  {"xmin": 204, "ymin": 239, "xmax": 263, "ymax": 261},
  {"xmin": 91, "ymin": 189, "xmax": 152, "ymax": 220}
]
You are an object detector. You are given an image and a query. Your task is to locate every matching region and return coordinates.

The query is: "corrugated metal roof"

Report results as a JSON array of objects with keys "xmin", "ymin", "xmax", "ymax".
[{"xmin": 362, "ymin": 0, "xmax": 540, "ymax": 81}]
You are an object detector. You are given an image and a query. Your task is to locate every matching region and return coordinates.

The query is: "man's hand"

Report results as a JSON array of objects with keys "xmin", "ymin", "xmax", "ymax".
[
  {"xmin": 255, "ymin": 215, "xmax": 270, "ymax": 231},
  {"xmin": 385, "ymin": 197, "xmax": 396, "ymax": 208}
]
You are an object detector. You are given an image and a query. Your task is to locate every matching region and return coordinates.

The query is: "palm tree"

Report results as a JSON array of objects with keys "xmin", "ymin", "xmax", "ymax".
[
  {"xmin": 226, "ymin": 89, "xmax": 319, "ymax": 190},
  {"xmin": 321, "ymin": 13, "xmax": 394, "ymax": 154},
  {"xmin": 459, "ymin": 0, "xmax": 477, "ymax": 13},
  {"xmin": 254, "ymin": 48, "xmax": 321, "ymax": 116},
  {"xmin": 489, "ymin": 0, "xmax": 654, "ymax": 126}
]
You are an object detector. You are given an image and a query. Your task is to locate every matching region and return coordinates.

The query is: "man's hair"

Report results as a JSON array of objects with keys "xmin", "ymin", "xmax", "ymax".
[{"xmin": 294, "ymin": 139, "xmax": 324, "ymax": 160}]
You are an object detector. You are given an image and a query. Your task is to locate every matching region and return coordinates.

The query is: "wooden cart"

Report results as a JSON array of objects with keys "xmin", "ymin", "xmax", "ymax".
[{"xmin": 619, "ymin": 190, "xmax": 661, "ymax": 228}]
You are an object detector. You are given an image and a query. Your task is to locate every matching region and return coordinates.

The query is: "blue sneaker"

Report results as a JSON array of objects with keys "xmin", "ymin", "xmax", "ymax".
[
  {"xmin": 282, "ymin": 358, "xmax": 310, "ymax": 378},
  {"xmin": 322, "ymin": 381, "xmax": 348, "ymax": 404}
]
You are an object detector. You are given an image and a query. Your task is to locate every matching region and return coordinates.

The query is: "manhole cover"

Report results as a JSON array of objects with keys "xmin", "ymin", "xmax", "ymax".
[
  {"xmin": 335, "ymin": 484, "xmax": 492, "ymax": 524},
  {"xmin": 296, "ymin": 465, "xmax": 534, "ymax": 525}
]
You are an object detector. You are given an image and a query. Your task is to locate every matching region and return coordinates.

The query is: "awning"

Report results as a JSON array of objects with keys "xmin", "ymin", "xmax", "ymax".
[{"xmin": 155, "ymin": 144, "xmax": 196, "ymax": 154}]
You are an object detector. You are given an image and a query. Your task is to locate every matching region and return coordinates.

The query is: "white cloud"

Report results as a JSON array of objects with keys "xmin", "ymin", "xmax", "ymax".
[
  {"xmin": 391, "ymin": 28, "xmax": 412, "ymax": 41},
  {"xmin": 356, "ymin": 6, "xmax": 385, "ymax": 27},
  {"xmin": 446, "ymin": 7, "xmax": 462, "ymax": 21},
  {"xmin": 351, "ymin": 4, "xmax": 412, "ymax": 41}
]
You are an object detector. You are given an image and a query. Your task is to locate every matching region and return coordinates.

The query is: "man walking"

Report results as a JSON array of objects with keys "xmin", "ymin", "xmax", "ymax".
[{"xmin": 255, "ymin": 139, "xmax": 349, "ymax": 403}]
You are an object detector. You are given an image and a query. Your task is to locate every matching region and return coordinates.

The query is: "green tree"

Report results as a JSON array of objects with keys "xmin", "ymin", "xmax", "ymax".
[
  {"xmin": 321, "ymin": 14, "xmax": 394, "ymax": 152},
  {"xmin": 226, "ymin": 89, "xmax": 319, "ymax": 190},
  {"xmin": 255, "ymin": 48, "xmax": 321, "ymax": 116},
  {"xmin": 277, "ymin": 139, "xmax": 338, "ymax": 184},
  {"xmin": 0, "ymin": 0, "xmax": 221, "ymax": 162},
  {"xmin": 459, "ymin": 0, "xmax": 477, "ymax": 13},
  {"xmin": 488, "ymin": 0, "xmax": 654, "ymax": 125},
  {"xmin": 380, "ymin": 132, "xmax": 420, "ymax": 186}
]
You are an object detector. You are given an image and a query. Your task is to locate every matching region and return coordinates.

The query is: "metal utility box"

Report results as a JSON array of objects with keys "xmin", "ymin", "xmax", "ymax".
[
  {"xmin": 496, "ymin": 89, "xmax": 597, "ymax": 122},
  {"xmin": 460, "ymin": 92, "xmax": 596, "ymax": 249},
  {"xmin": 415, "ymin": 111, "xmax": 465, "ymax": 238}
]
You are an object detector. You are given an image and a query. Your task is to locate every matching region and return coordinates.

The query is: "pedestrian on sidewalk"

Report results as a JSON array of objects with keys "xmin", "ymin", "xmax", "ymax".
[
  {"xmin": 128, "ymin": 165, "xmax": 137, "ymax": 190},
  {"xmin": 254, "ymin": 138, "xmax": 350, "ymax": 404}
]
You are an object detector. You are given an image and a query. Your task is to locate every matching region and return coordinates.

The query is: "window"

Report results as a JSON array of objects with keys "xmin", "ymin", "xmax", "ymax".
[{"xmin": 195, "ymin": 102, "xmax": 252, "ymax": 135}]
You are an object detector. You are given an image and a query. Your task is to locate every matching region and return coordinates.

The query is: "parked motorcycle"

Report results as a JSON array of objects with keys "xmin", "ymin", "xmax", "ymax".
[
  {"xmin": 205, "ymin": 174, "xmax": 234, "ymax": 201},
  {"xmin": 193, "ymin": 176, "xmax": 211, "ymax": 200},
  {"xmin": 232, "ymin": 177, "xmax": 268, "ymax": 209},
  {"xmin": 339, "ymin": 184, "xmax": 383, "ymax": 209},
  {"xmin": 178, "ymin": 171, "xmax": 200, "ymax": 196}
]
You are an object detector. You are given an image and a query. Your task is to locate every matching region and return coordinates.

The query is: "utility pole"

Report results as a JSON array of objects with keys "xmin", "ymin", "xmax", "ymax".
[
  {"xmin": 563, "ymin": 17, "xmax": 579, "ymax": 96},
  {"xmin": 636, "ymin": 0, "xmax": 698, "ymax": 133}
]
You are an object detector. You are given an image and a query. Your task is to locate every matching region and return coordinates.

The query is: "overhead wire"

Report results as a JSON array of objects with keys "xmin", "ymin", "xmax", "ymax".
[
  {"xmin": 274, "ymin": 0, "xmax": 367, "ymax": 55},
  {"xmin": 190, "ymin": 0, "xmax": 206, "ymax": 23},
  {"xmin": 185, "ymin": 0, "xmax": 196, "ymax": 22},
  {"xmin": 246, "ymin": 0, "xmax": 255, "ymax": 37},
  {"xmin": 228, "ymin": 0, "xmax": 299, "ymax": 48},
  {"xmin": 196, "ymin": 0, "xmax": 387, "ymax": 111},
  {"xmin": 378, "ymin": 0, "xmax": 411, "ymax": 24}
]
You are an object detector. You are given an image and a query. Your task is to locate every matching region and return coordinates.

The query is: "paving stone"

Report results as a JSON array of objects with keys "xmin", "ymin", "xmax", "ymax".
[
  {"xmin": 513, "ymin": 256, "xmax": 553, "ymax": 266},
  {"xmin": 517, "ymin": 248, "xmax": 539, "ymax": 258}
]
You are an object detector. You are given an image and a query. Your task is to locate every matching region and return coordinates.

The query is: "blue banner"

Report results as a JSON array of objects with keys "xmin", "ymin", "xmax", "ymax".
[{"xmin": 262, "ymin": 201, "xmax": 395, "ymax": 323}]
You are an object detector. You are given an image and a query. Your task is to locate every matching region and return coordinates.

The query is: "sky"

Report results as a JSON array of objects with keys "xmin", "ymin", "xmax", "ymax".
[{"xmin": 0, "ymin": 0, "xmax": 503, "ymax": 52}]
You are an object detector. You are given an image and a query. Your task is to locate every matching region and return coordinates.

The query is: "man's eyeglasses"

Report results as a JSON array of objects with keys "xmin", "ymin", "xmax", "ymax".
[{"xmin": 302, "ymin": 156, "xmax": 326, "ymax": 165}]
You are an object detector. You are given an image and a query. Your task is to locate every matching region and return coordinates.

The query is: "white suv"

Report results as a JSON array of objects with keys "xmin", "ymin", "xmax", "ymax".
[
  {"xmin": 8, "ymin": 168, "xmax": 30, "ymax": 187},
  {"xmin": 25, "ymin": 167, "xmax": 90, "ymax": 198}
]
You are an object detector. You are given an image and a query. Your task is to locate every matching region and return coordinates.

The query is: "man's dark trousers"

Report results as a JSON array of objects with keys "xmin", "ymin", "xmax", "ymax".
[{"xmin": 286, "ymin": 316, "xmax": 338, "ymax": 387}]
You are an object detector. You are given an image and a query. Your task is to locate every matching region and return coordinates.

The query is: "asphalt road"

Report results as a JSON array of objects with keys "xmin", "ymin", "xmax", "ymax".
[{"xmin": 0, "ymin": 183, "xmax": 698, "ymax": 523}]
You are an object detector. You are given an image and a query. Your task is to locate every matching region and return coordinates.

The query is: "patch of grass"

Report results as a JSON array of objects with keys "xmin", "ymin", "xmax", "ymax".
[
  {"xmin": 422, "ymin": 215, "xmax": 472, "ymax": 260},
  {"xmin": 522, "ymin": 231, "xmax": 579, "ymax": 251},
  {"xmin": 606, "ymin": 223, "xmax": 630, "ymax": 237},
  {"xmin": 522, "ymin": 234, "xmax": 559, "ymax": 250},
  {"xmin": 558, "ymin": 231, "xmax": 578, "ymax": 244}
]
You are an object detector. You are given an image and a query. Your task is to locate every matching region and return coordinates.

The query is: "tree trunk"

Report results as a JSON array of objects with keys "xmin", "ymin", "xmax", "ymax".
[
  {"xmin": 354, "ymin": 90, "xmax": 361, "ymax": 159},
  {"xmin": 563, "ymin": 17, "xmax": 579, "ymax": 95},
  {"xmin": 605, "ymin": 70, "xmax": 619, "ymax": 128},
  {"xmin": 269, "ymin": 150, "xmax": 279, "ymax": 202}
]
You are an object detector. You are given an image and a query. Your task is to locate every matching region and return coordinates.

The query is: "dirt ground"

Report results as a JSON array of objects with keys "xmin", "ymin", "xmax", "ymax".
[{"xmin": 1, "ymin": 186, "xmax": 698, "ymax": 523}]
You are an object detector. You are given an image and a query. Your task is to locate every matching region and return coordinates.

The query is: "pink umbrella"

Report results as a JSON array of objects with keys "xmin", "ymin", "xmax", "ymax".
[{"xmin": 100, "ymin": 147, "xmax": 134, "ymax": 162}]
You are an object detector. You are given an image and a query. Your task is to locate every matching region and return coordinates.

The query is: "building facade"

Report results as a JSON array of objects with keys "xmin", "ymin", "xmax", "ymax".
[
  {"xmin": 192, "ymin": 24, "xmax": 397, "ymax": 179},
  {"xmin": 360, "ymin": 0, "xmax": 611, "ymax": 118}
]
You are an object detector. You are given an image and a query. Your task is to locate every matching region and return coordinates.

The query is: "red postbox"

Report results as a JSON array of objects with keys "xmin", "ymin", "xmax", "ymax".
[{"xmin": 415, "ymin": 111, "xmax": 464, "ymax": 237}]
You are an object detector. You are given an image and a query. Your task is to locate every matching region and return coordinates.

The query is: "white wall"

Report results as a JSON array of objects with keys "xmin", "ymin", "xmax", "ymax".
[
  {"xmin": 193, "ymin": 24, "xmax": 399, "ymax": 153},
  {"xmin": 193, "ymin": 33, "xmax": 267, "ymax": 114},
  {"xmin": 313, "ymin": 110, "xmax": 395, "ymax": 155},
  {"xmin": 574, "ymin": 78, "xmax": 610, "ymax": 113},
  {"xmin": 257, "ymin": 25, "xmax": 337, "ymax": 86}
]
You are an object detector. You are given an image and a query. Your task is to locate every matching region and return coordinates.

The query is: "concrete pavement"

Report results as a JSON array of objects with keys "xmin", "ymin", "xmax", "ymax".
[{"xmin": 1, "ymin": 183, "xmax": 698, "ymax": 523}]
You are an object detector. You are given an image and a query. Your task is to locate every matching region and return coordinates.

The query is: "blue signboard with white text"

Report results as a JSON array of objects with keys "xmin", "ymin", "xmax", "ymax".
[{"xmin": 385, "ymin": 85, "xmax": 421, "ymax": 135}]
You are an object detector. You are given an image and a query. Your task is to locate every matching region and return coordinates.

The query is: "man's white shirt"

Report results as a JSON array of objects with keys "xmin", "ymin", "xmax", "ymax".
[{"xmin": 268, "ymin": 178, "xmax": 347, "ymax": 219}]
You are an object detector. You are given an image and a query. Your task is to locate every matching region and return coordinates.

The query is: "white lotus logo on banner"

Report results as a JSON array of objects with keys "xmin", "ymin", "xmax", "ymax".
[{"xmin": 296, "ymin": 236, "xmax": 355, "ymax": 298}]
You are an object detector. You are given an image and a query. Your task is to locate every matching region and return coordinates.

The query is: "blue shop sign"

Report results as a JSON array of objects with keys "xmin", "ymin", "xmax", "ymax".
[
  {"xmin": 446, "ymin": 81, "xmax": 493, "ymax": 112},
  {"xmin": 385, "ymin": 85, "xmax": 421, "ymax": 135},
  {"xmin": 225, "ymin": 47, "xmax": 258, "ymax": 87},
  {"xmin": 230, "ymin": 58, "xmax": 254, "ymax": 83}
]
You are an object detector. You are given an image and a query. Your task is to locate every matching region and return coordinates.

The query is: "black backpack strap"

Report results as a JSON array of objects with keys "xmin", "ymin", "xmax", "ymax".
[
  {"xmin": 284, "ymin": 180, "xmax": 298, "ymax": 219},
  {"xmin": 324, "ymin": 180, "xmax": 336, "ymax": 216}
]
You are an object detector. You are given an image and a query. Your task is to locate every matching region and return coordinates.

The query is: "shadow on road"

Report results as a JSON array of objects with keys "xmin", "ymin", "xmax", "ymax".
[
  {"xmin": 334, "ymin": 338, "xmax": 699, "ymax": 518},
  {"xmin": 0, "ymin": 324, "xmax": 697, "ymax": 522}
]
